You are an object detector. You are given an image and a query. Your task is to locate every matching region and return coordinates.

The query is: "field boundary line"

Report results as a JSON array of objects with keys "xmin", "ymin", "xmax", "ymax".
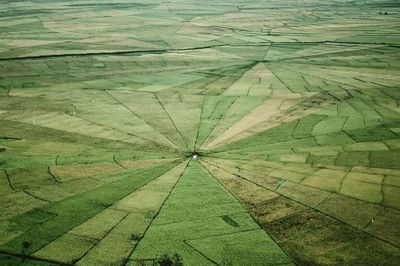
[
  {"xmin": 63, "ymin": 111, "xmax": 170, "ymax": 151},
  {"xmin": 73, "ymin": 211, "xmax": 130, "ymax": 264},
  {"xmin": 203, "ymin": 159, "xmax": 400, "ymax": 249},
  {"xmin": 123, "ymin": 159, "xmax": 191, "ymax": 265},
  {"xmin": 198, "ymin": 96, "xmax": 239, "ymax": 150},
  {"xmin": 113, "ymin": 155, "xmax": 127, "ymax": 169},
  {"xmin": 154, "ymin": 92, "xmax": 190, "ymax": 150},
  {"xmin": 1, "ymin": 41, "xmax": 398, "ymax": 61},
  {"xmin": 4, "ymin": 160, "xmax": 183, "ymax": 256},
  {"xmin": 0, "ymin": 250, "xmax": 71, "ymax": 266},
  {"xmin": 4, "ymin": 169, "xmax": 15, "ymax": 192},
  {"xmin": 48, "ymin": 166, "xmax": 62, "ymax": 183},
  {"xmin": 182, "ymin": 240, "xmax": 219, "ymax": 265},
  {"xmin": 199, "ymin": 159, "xmax": 297, "ymax": 265},
  {"xmin": 104, "ymin": 90, "xmax": 182, "ymax": 150},
  {"xmin": 23, "ymin": 190, "xmax": 51, "ymax": 203}
]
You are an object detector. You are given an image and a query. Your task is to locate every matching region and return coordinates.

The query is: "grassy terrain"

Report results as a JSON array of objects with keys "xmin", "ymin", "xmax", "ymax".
[{"xmin": 0, "ymin": 0, "xmax": 400, "ymax": 265}]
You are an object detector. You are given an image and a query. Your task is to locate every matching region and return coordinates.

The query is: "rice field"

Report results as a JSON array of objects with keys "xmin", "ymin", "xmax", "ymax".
[{"xmin": 0, "ymin": 0, "xmax": 400, "ymax": 265}]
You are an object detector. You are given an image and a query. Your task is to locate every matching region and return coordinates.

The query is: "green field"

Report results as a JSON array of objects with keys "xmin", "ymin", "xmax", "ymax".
[{"xmin": 1, "ymin": 0, "xmax": 400, "ymax": 265}]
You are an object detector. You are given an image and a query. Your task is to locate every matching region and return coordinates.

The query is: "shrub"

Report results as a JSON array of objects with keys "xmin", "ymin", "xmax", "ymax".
[{"xmin": 153, "ymin": 253, "xmax": 183, "ymax": 266}]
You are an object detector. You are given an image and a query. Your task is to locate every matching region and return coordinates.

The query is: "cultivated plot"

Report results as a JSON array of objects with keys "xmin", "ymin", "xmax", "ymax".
[{"xmin": 1, "ymin": 0, "xmax": 400, "ymax": 265}]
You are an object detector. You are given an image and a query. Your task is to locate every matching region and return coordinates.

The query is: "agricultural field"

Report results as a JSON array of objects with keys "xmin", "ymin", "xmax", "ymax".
[{"xmin": 0, "ymin": 0, "xmax": 400, "ymax": 265}]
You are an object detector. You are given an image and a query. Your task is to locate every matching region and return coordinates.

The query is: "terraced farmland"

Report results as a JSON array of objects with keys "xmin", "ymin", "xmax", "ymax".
[{"xmin": 1, "ymin": 0, "xmax": 400, "ymax": 265}]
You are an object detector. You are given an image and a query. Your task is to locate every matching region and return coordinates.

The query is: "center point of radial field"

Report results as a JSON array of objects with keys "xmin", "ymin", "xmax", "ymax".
[{"xmin": 186, "ymin": 151, "xmax": 201, "ymax": 159}]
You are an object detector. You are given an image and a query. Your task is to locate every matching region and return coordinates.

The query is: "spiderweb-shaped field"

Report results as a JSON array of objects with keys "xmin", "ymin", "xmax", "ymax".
[{"xmin": 1, "ymin": 0, "xmax": 400, "ymax": 265}]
